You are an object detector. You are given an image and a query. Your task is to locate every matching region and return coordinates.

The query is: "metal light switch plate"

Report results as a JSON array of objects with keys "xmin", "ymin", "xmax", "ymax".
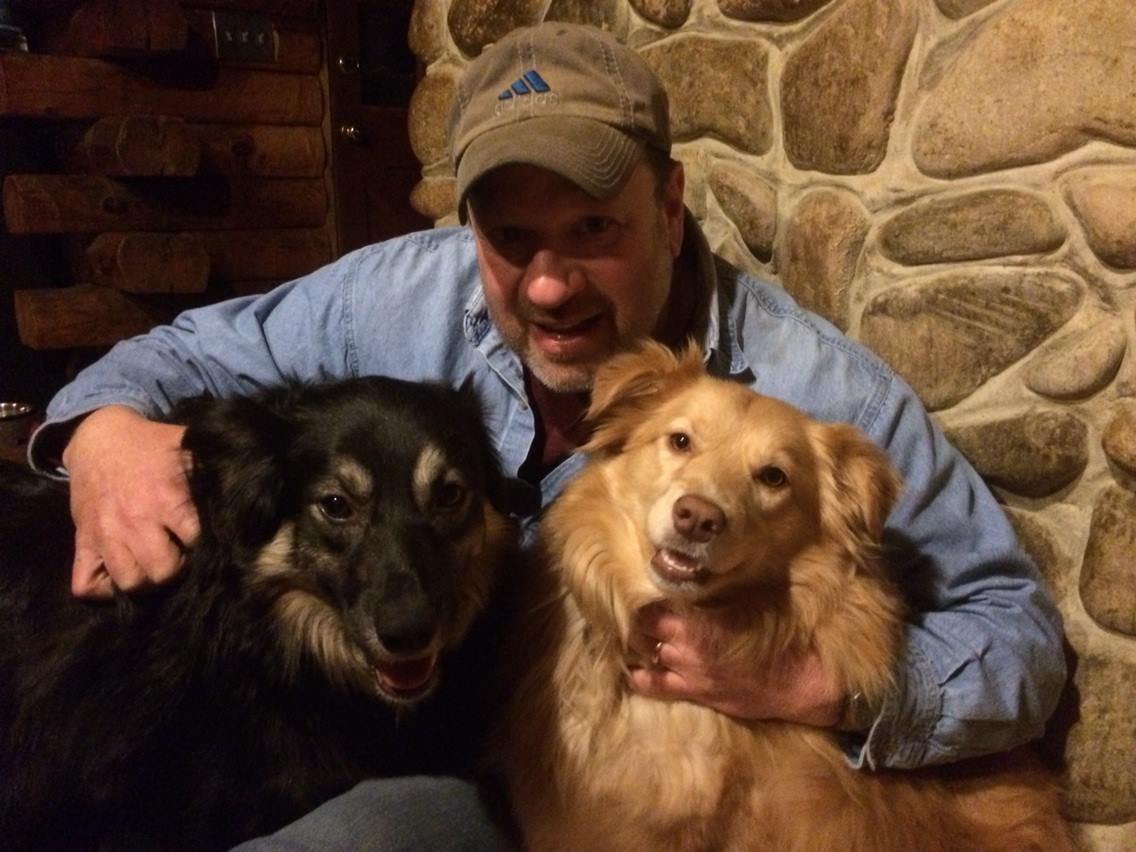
[{"xmin": 211, "ymin": 10, "xmax": 275, "ymax": 63}]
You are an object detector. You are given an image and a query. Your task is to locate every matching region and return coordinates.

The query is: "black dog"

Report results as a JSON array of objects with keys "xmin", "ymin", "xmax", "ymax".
[{"xmin": 0, "ymin": 377, "xmax": 516, "ymax": 850}]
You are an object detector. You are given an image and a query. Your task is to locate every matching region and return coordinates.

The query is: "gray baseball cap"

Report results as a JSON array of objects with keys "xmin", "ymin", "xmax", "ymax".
[{"xmin": 448, "ymin": 22, "xmax": 671, "ymax": 218}]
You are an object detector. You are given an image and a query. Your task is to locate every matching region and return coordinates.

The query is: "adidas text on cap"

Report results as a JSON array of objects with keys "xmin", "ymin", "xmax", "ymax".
[{"xmin": 448, "ymin": 22, "xmax": 671, "ymax": 219}]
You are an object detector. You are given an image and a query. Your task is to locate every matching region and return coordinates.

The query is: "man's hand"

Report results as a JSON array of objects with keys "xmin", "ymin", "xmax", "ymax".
[
  {"xmin": 62, "ymin": 405, "xmax": 199, "ymax": 598},
  {"xmin": 627, "ymin": 602, "xmax": 845, "ymax": 727}
]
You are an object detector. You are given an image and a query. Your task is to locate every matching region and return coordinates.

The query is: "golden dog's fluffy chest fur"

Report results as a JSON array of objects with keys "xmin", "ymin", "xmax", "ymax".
[
  {"xmin": 538, "ymin": 628, "xmax": 828, "ymax": 851},
  {"xmin": 501, "ymin": 343, "xmax": 1069, "ymax": 852}
]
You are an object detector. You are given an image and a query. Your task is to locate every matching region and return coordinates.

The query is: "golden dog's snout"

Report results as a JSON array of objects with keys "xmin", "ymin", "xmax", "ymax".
[{"xmin": 672, "ymin": 494, "xmax": 726, "ymax": 543}]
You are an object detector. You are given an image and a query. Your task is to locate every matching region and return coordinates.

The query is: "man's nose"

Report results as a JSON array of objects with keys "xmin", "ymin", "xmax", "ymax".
[{"xmin": 524, "ymin": 249, "xmax": 584, "ymax": 309}]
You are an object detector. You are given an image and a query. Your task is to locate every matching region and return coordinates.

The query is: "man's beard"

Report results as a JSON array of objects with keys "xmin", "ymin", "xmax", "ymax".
[
  {"xmin": 486, "ymin": 300, "xmax": 613, "ymax": 394},
  {"xmin": 523, "ymin": 349, "xmax": 598, "ymax": 393}
]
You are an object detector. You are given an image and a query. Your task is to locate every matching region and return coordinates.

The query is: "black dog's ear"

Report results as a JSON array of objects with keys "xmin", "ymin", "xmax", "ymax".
[
  {"xmin": 584, "ymin": 339, "xmax": 704, "ymax": 455},
  {"xmin": 180, "ymin": 394, "xmax": 291, "ymax": 553},
  {"xmin": 451, "ymin": 383, "xmax": 510, "ymax": 514}
]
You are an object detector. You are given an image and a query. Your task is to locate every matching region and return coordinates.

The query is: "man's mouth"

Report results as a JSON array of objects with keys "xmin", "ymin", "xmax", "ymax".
[{"xmin": 530, "ymin": 315, "xmax": 603, "ymax": 351}]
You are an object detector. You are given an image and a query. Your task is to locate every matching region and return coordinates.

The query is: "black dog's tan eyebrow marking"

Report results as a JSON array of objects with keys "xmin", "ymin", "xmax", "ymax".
[
  {"xmin": 412, "ymin": 444, "xmax": 449, "ymax": 510},
  {"xmin": 318, "ymin": 457, "xmax": 374, "ymax": 501}
]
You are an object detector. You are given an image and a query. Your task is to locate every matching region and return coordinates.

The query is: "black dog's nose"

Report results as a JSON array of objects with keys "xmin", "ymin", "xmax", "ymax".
[
  {"xmin": 378, "ymin": 624, "xmax": 433, "ymax": 655},
  {"xmin": 374, "ymin": 574, "xmax": 436, "ymax": 655},
  {"xmin": 672, "ymin": 494, "xmax": 726, "ymax": 543},
  {"xmin": 375, "ymin": 603, "xmax": 435, "ymax": 654}
]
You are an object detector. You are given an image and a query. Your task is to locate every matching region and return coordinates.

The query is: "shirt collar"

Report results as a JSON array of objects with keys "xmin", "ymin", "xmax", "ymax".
[
  {"xmin": 681, "ymin": 210, "xmax": 750, "ymax": 377},
  {"xmin": 462, "ymin": 285, "xmax": 492, "ymax": 346}
]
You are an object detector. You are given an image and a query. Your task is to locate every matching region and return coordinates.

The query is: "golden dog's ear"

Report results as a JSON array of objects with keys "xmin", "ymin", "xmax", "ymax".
[
  {"xmin": 812, "ymin": 422, "xmax": 902, "ymax": 568},
  {"xmin": 584, "ymin": 340, "xmax": 703, "ymax": 453}
]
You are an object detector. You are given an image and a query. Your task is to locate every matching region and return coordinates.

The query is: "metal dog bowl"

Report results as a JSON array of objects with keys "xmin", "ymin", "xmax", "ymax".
[{"xmin": 0, "ymin": 401, "xmax": 35, "ymax": 448}]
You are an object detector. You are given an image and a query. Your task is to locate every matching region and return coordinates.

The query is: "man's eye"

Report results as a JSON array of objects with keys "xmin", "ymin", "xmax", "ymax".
[
  {"xmin": 485, "ymin": 226, "xmax": 534, "ymax": 263},
  {"xmin": 491, "ymin": 226, "xmax": 528, "ymax": 246},
  {"xmin": 318, "ymin": 494, "xmax": 354, "ymax": 521},
  {"xmin": 579, "ymin": 216, "xmax": 613, "ymax": 236},
  {"xmin": 574, "ymin": 217, "xmax": 619, "ymax": 246}
]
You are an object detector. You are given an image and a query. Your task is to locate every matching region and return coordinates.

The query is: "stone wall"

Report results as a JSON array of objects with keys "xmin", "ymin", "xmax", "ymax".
[{"xmin": 405, "ymin": 1, "xmax": 1136, "ymax": 848}]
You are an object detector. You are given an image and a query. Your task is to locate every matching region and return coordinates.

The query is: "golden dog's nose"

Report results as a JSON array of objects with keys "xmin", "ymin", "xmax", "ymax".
[{"xmin": 672, "ymin": 494, "xmax": 726, "ymax": 543}]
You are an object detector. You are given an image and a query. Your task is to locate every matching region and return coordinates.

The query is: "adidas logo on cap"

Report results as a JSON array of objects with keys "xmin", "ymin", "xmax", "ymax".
[{"xmin": 498, "ymin": 69, "xmax": 551, "ymax": 100}]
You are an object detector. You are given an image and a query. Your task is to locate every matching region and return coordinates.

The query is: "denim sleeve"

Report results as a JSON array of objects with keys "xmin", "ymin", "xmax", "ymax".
[
  {"xmin": 845, "ymin": 383, "xmax": 1067, "ymax": 770},
  {"xmin": 29, "ymin": 253, "xmax": 359, "ymax": 471}
]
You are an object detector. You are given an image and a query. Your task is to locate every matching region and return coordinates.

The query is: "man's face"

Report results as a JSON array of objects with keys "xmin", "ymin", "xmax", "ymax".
[{"xmin": 467, "ymin": 159, "xmax": 685, "ymax": 393}]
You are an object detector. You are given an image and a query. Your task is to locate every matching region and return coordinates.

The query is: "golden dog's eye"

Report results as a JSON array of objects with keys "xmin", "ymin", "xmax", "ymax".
[
  {"xmin": 669, "ymin": 432, "xmax": 692, "ymax": 452},
  {"xmin": 755, "ymin": 466, "xmax": 788, "ymax": 488},
  {"xmin": 434, "ymin": 480, "xmax": 468, "ymax": 511},
  {"xmin": 318, "ymin": 494, "xmax": 354, "ymax": 521}
]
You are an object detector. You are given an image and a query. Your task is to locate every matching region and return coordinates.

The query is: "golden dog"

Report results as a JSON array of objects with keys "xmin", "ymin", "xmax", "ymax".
[{"xmin": 502, "ymin": 342, "xmax": 1069, "ymax": 852}]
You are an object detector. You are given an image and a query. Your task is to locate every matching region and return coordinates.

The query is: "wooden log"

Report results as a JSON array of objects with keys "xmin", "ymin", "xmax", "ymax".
[
  {"xmin": 57, "ymin": 121, "xmax": 324, "ymax": 178},
  {"xmin": 19, "ymin": 2, "xmax": 317, "ymax": 71},
  {"xmin": 84, "ymin": 228, "xmax": 329, "ymax": 290},
  {"xmin": 198, "ymin": 228, "xmax": 331, "ymax": 280},
  {"xmin": 11, "ymin": 0, "xmax": 83, "ymax": 16},
  {"xmin": 3, "ymin": 174, "xmax": 328, "ymax": 233},
  {"xmin": 13, "ymin": 0, "xmax": 318, "ymax": 18},
  {"xmin": 38, "ymin": 0, "xmax": 188, "ymax": 57},
  {"xmin": 183, "ymin": 10, "xmax": 321, "ymax": 74},
  {"xmin": 87, "ymin": 232, "xmax": 210, "ymax": 293},
  {"xmin": 195, "ymin": 124, "xmax": 324, "ymax": 177},
  {"xmin": 0, "ymin": 54, "xmax": 322, "ymax": 124},
  {"xmin": 14, "ymin": 285, "xmax": 172, "ymax": 349},
  {"xmin": 59, "ymin": 115, "xmax": 201, "ymax": 176},
  {"xmin": 178, "ymin": 1, "xmax": 318, "ymax": 19}
]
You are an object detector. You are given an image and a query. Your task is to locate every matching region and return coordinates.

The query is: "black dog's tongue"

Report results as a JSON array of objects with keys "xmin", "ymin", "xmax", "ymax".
[{"xmin": 376, "ymin": 654, "xmax": 437, "ymax": 694}]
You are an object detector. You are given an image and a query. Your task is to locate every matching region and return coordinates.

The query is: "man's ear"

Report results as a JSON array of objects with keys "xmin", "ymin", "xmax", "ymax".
[
  {"xmin": 584, "ymin": 340, "xmax": 702, "ymax": 454},
  {"xmin": 180, "ymin": 395, "xmax": 290, "ymax": 554},
  {"xmin": 664, "ymin": 160, "xmax": 685, "ymax": 258}
]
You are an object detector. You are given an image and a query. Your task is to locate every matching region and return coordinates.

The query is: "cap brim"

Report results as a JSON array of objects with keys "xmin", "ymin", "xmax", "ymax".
[{"xmin": 455, "ymin": 116, "xmax": 644, "ymax": 222}]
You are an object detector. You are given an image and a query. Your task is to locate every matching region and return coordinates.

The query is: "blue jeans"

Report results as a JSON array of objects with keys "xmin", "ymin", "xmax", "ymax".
[{"xmin": 231, "ymin": 776, "xmax": 513, "ymax": 851}]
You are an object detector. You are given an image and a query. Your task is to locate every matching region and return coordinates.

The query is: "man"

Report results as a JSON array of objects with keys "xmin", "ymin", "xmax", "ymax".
[{"xmin": 31, "ymin": 22, "xmax": 1065, "ymax": 849}]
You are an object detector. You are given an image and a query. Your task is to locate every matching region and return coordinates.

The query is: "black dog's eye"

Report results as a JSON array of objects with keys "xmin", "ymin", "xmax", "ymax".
[
  {"xmin": 318, "ymin": 494, "xmax": 354, "ymax": 521},
  {"xmin": 755, "ymin": 466, "xmax": 788, "ymax": 488},
  {"xmin": 434, "ymin": 480, "xmax": 468, "ymax": 511},
  {"xmin": 669, "ymin": 432, "xmax": 691, "ymax": 452}
]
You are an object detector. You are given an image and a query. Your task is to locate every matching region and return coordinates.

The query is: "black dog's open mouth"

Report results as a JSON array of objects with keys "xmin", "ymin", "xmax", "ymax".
[
  {"xmin": 374, "ymin": 654, "xmax": 438, "ymax": 701},
  {"xmin": 651, "ymin": 548, "xmax": 711, "ymax": 586}
]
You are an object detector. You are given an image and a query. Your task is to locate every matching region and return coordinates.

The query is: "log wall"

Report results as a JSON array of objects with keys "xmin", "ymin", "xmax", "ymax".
[{"xmin": 3, "ymin": 0, "xmax": 334, "ymax": 350}]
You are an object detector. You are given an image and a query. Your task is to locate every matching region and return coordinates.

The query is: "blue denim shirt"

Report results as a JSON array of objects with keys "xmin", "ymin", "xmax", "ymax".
[{"xmin": 33, "ymin": 222, "xmax": 1066, "ymax": 771}]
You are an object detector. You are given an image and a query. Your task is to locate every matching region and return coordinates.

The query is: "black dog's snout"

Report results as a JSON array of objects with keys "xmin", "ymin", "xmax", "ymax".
[
  {"xmin": 378, "ymin": 622, "xmax": 433, "ymax": 655},
  {"xmin": 374, "ymin": 571, "xmax": 436, "ymax": 655},
  {"xmin": 673, "ymin": 494, "xmax": 726, "ymax": 543}
]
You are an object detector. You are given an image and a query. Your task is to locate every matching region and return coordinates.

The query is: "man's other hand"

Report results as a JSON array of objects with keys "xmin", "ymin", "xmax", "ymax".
[{"xmin": 627, "ymin": 602, "xmax": 845, "ymax": 727}]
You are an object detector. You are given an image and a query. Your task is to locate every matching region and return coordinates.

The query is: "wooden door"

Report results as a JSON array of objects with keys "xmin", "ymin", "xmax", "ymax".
[{"xmin": 325, "ymin": 0, "xmax": 430, "ymax": 255}]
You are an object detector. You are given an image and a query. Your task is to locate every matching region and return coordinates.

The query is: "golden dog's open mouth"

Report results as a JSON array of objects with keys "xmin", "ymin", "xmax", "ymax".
[
  {"xmin": 375, "ymin": 653, "xmax": 437, "ymax": 700},
  {"xmin": 651, "ymin": 548, "xmax": 711, "ymax": 586}
]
